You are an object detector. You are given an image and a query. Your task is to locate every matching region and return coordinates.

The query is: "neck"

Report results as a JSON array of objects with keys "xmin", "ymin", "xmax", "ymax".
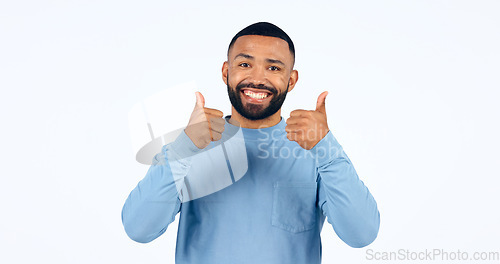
[{"xmin": 229, "ymin": 108, "xmax": 282, "ymax": 129}]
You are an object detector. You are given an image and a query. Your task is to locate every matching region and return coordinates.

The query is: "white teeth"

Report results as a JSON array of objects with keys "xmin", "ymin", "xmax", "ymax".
[{"xmin": 244, "ymin": 90, "xmax": 268, "ymax": 99}]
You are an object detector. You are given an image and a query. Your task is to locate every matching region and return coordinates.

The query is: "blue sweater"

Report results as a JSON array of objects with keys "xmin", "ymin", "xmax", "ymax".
[{"xmin": 122, "ymin": 117, "xmax": 380, "ymax": 264}]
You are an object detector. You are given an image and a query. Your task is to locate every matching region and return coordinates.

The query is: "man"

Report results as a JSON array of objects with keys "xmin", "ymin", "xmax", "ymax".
[{"xmin": 122, "ymin": 22, "xmax": 380, "ymax": 263}]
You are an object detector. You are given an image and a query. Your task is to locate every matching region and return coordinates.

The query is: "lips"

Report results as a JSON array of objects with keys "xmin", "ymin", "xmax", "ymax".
[
  {"xmin": 240, "ymin": 88, "xmax": 273, "ymax": 103},
  {"xmin": 241, "ymin": 88, "xmax": 272, "ymax": 96}
]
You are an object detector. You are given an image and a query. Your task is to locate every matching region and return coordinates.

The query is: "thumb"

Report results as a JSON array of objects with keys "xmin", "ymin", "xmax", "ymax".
[
  {"xmin": 315, "ymin": 91, "xmax": 328, "ymax": 114},
  {"xmin": 195, "ymin": 91, "xmax": 205, "ymax": 108}
]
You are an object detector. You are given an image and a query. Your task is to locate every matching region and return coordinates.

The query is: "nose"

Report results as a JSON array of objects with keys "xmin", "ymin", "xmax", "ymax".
[{"xmin": 248, "ymin": 66, "xmax": 267, "ymax": 85}]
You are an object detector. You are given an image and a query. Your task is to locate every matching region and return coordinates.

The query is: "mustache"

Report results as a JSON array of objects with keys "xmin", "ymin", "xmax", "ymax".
[{"xmin": 235, "ymin": 82, "xmax": 278, "ymax": 94}]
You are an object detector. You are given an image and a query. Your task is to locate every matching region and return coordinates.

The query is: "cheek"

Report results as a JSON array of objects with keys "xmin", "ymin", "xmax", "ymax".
[
  {"xmin": 228, "ymin": 71, "xmax": 246, "ymax": 85},
  {"xmin": 270, "ymin": 76, "xmax": 289, "ymax": 90}
]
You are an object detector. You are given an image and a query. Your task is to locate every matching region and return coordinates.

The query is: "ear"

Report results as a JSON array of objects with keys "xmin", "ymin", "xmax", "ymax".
[
  {"xmin": 222, "ymin": 61, "xmax": 229, "ymax": 85},
  {"xmin": 287, "ymin": 69, "xmax": 299, "ymax": 92}
]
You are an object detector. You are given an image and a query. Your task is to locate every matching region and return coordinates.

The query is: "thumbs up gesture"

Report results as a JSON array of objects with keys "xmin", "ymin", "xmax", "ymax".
[
  {"xmin": 285, "ymin": 91, "xmax": 330, "ymax": 150},
  {"xmin": 184, "ymin": 92, "xmax": 225, "ymax": 149}
]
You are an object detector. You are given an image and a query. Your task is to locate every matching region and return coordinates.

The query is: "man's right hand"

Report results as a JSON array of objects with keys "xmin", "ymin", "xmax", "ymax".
[{"xmin": 184, "ymin": 92, "xmax": 225, "ymax": 149}]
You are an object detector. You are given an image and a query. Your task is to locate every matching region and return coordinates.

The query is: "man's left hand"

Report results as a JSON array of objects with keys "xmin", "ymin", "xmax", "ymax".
[{"xmin": 285, "ymin": 91, "xmax": 330, "ymax": 150}]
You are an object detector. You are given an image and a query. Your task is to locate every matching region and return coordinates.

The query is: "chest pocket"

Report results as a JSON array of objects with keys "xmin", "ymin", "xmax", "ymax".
[{"xmin": 271, "ymin": 181, "xmax": 318, "ymax": 233}]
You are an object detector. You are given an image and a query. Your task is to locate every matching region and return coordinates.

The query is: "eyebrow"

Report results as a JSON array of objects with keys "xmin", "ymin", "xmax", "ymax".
[
  {"xmin": 266, "ymin": 58, "xmax": 285, "ymax": 66},
  {"xmin": 234, "ymin": 53, "xmax": 285, "ymax": 66},
  {"xmin": 234, "ymin": 53, "xmax": 253, "ymax": 60}
]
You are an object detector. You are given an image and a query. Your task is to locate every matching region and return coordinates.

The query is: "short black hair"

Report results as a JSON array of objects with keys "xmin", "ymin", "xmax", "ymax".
[{"xmin": 228, "ymin": 22, "xmax": 295, "ymax": 61}]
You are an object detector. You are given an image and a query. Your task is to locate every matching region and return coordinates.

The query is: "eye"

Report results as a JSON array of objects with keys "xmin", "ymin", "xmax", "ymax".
[
  {"xmin": 239, "ymin": 62, "xmax": 250, "ymax": 68},
  {"xmin": 269, "ymin": 66, "xmax": 281, "ymax": 71}
]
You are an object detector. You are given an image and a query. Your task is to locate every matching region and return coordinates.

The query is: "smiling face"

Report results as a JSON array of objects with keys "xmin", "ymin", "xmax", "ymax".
[{"xmin": 223, "ymin": 35, "xmax": 298, "ymax": 127}]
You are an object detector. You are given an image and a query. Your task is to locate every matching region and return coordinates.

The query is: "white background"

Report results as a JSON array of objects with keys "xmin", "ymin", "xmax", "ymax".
[{"xmin": 1, "ymin": 0, "xmax": 499, "ymax": 263}]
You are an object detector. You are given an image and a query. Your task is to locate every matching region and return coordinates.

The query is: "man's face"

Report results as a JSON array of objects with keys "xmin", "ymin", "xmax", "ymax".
[{"xmin": 223, "ymin": 35, "xmax": 298, "ymax": 120}]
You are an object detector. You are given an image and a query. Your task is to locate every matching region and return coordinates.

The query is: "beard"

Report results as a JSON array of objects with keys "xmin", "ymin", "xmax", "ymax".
[{"xmin": 227, "ymin": 78, "xmax": 289, "ymax": 121}]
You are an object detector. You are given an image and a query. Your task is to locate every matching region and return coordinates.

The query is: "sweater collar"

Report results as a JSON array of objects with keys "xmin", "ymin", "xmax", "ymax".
[{"xmin": 224, "ymin": 115, "xmax": 286, "ymax": 140}]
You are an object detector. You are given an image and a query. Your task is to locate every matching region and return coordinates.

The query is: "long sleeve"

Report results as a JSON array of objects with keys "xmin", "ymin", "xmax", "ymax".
[
  {"xmin": 121, "ymin": 131, "xmax": 201, "ymax": 243},
  {"xmin": 312, "ymin": 132, "xmax": 380, "ymax": 248}
]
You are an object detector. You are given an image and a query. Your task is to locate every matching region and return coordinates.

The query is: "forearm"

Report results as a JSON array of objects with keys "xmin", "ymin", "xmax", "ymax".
[
  {"xmin": 121, "ymin": 149, "xmax": 181, "ymax": 243},
  {"xmin": 313, "ymin": 132, "xmax": 380, "ymax": 248},
  {"xmin": 122, "ymin": 132, "xmax": 199, "ymax": 243}
]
